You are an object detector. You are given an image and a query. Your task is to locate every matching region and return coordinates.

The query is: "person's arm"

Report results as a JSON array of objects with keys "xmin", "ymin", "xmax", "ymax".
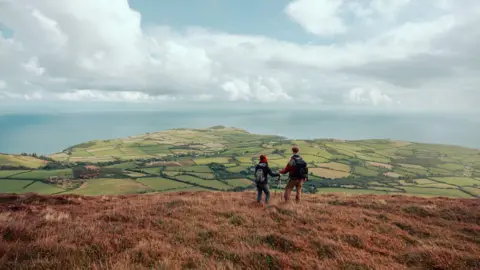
[
  {"xmin": 280, "ymin": 158, "xmax": 294, "ymax": 174},
  {"xmin": 267, "ymin": 166, "xmax": 279, "ymax": 177}
]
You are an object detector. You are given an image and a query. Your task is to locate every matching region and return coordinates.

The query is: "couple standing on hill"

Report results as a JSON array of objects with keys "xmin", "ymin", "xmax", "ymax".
[{"xmin": 254, "ymin": 146, "xmax": 308, "ymax": 204}]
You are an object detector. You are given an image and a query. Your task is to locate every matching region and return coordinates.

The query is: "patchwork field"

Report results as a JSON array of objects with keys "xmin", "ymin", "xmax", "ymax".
[
  {"xmin": 0, "ymin": 179, "xmax": 64, "ymax": 194},
  {"xmin": 317, "ymin": 162, "xmax": 351, "ymax": 172},
  {"xmin": 137, "ymin": 177, "xmax": 193, "ymax": 191},
  {"xmin": 310, "ymin": 168, "xmax": 350, "ymax": 179},
  {"xmin": 69, "ymin": 178, "xmax": 151, "ymax": 196},
  {"xmin": 0, "ymin": 126, "xmax": 479, "ymax": 198},
  {"xmin": 0, "ymin": 154, "xmax": 46, "ymax": 168},
  {"xmin": 0, "ymin": 170, "xmax": 30, "ymax": 178},
  {"xmin": 225, "ymin": 178, "xmax": 253, "ymax": 188},
  {"xmin": 14, "ymin": 169, "xmax": 72, "ymax": 180}
]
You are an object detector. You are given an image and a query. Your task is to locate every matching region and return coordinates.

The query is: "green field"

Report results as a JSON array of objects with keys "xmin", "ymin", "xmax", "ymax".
[
  {"xmin": 317, "ymin": 162, "xmax": 351, "ymax": 172},
  {"xmin": 353, "ymin": 166, "xmax": 379, "ymax": 177},
  {"xmin": 1, "ymin": 126, "xmax": 479, "ymax": 198},
  {"xmin": 227, "ymin": 166, "xmax": 249, "ymax": 173},
  {"xmin": 70, "ymin": 178, "xmax": 151, "ymax": 196},
  {"xmin": 226, "ymin": 178, "xmax": 253, "ymax": 188},
  {"xmin": 12, "ymin": 169, "xmax": 73, "ymax": 180},
  {"xmin": 401, "ymin": 186, "xmax": 473, "ymax": 198},
  {"xmin": 0, "ymin": 170, "xmax": 30, "ymax": 178},
  {"xmin": 23, "ymin": 182, "xmax": 65, "ymax": 194},
  {"xmin": 164, "ymin": 166, "xmax": 212, "ymax": 173},
  {"xmin": 105, "ymin": 162, "xmax": 137, "ymax": 169},
  {"xmin": 316, "ymin": 188, "xmax": 390, "ymax": 195},
  {"xmin": 0, "ymin": 179, "xmax": 34, "ymax": 193},
  {"xmin": 137, "ymin": 177, "xmax": 193, "ymax": 191},
  {"xmin": 176, "ymin": 175, "xmax": 231, "ymax": 190},
  {"xmin": 140, "ymin": 167, "xmax": 161, "ymax": 175},
  {"xmin": 0, "ymin": 179, "xmax": 63, "ymax": 194},
  {"xmin": 432, "ymin": 177, "xmax": 480, "ymax": 187},
  {"xmin": 188, "ymin": 172, "xmax": 216, "ymax": 180},
  {"xmin": 193, "ymin": 157, "xmax": 230, "ymax": 165},
  {"xmin": 436, "ymin": 163, "xmax": 465, "ymax": 171},
  {"xmin": 463, "ymin": 187, "xmax": 480, "ymax": 196},
  {"xmin": 0, "ymin": 154, "xmax": 46, "ymax": 168}
]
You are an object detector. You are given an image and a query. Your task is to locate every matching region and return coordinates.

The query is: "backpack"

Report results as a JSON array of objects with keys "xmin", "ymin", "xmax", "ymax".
[
  {"xmin": 292, "ymin": 156, "xmax": 308, "ymax": 179},
  {"xmin": 254, "ymin": 166, "xmax": 266, "ymax": 184}
]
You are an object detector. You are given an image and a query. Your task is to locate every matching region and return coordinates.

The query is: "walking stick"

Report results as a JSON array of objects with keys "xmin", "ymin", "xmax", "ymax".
[{"xmin": 276, "ymin": 175, "xmax": 281, "ymax": 201}]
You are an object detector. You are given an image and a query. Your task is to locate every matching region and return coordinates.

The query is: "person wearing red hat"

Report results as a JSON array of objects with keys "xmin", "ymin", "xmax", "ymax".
[
  {"xmin": 280, "ymin": 145, "xmax": 308, "ymax": 202},
  {"xmin": 254, "ymin": 154, "xmax": 279, "ymax": 204}
]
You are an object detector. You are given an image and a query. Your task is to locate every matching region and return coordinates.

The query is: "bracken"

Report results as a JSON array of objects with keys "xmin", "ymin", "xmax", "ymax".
[{"xmin": 0, "ymin": 192, "xmax": 478, "ymax": 270}]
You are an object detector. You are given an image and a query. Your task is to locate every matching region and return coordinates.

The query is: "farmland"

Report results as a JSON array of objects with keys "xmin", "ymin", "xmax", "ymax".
[
  {"xmin": 0, "ymin": 154, "xmax": 46, "ymax": 168},
  {"xmin": 0, "ymin": 126, "xmax": 479, "ymax": 198}
]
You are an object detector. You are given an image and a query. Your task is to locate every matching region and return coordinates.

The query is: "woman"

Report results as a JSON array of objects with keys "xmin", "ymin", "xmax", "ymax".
[{"xmin": 254, "ymin": 155, "xmax": 280, "ymax": 204}]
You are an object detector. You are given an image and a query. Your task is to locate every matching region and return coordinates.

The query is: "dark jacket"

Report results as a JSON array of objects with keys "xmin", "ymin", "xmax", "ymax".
[
  {"xmin": 255, "ymin": 162, "xmax": 279, "ymax": 185},
  {"xmin": 280, "ymin": 154, "xmax": 305, "ymax": 180}
]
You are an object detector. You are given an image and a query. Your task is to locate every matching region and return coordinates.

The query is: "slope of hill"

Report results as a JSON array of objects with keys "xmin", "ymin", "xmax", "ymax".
[
  {"xmin": 0, "ymin": 192, "xmax": 478, "ymax": 269},
  {"xmin": 1, "ymin": 126, "xmax": 480, "ymax": 198},
  {"xmin": 0, "ymin": 153, "xmax": 47, "ymax": 169}
]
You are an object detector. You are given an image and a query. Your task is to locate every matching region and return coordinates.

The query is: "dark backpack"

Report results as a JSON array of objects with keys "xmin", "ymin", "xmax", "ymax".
[
  {"xmin": 254, "ymin": 165, "xmax": 267, "ymax": 184},
  {"xmin": 292, "ymin": 156, "xmax": 308, "ymax": 179}
]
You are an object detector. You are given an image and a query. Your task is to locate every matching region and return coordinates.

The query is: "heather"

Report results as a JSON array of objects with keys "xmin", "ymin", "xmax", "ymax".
[{"xmin": 0, "ymin": 192, "xmax": 479, "ymax": 269}]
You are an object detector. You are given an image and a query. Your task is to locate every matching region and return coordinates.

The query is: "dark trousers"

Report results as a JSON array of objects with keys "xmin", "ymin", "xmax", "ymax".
[{"xmin": 256, "ymin": 183, "xmax": 270, "ymax": 203}]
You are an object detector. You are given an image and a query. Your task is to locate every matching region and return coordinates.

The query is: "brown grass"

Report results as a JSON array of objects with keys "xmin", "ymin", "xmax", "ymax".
[{"xmin": 0, "ymin": 192, "xmax": 479, "ymax": 270}]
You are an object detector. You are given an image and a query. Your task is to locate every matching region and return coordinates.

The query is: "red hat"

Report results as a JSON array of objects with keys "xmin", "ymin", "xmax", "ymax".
[{"xmin": 260, "ymin": 155, "xmax": 267, "ymax": 162}]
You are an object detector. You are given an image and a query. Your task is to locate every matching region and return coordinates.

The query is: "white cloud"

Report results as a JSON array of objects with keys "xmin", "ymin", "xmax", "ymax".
[
  {"xmin": 346, "ymin": 87, "xmax": 393, "ymax": 105},
  {"xmin": 285, "ymin": 0, "xmax": 413, "ymax": 36},
  {"xmin": 56, "ymin": 90, "xmax": 174, "ymax": 103},
  {"xmin": 285, "ymin": 0, "xmax": 347, "ymax": 36},
  {"xmin": 0, "ymin": 0, "xmax": 478, "ymax": 111},
  {"xmin": 22, "ymin": 57, "xmax": 45, "ymax": 76},
  {"xmin": 221, "ymin": 77, "xmax": 292, "ymax": 102}
]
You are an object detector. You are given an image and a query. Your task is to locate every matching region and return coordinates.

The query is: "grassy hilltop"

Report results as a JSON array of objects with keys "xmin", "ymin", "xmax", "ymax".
[
  {"xmin": 1, "ymin": 126, "xmax": 480, "ymax": 198},
  {"xmin": 0, "ymin": 192, "xmax": 478, "ymax": 269}
]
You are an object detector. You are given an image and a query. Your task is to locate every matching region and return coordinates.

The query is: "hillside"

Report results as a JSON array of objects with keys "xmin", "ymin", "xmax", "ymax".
[
  {"xmin": 0, "ymin": 192, "xmax": 478, "ymax": 269},
  {"xmin": 1, "ymin": 126, "xmax": 480, "ymax": 198},
  {"xmin": 0, "ymin": 153, "xmax": 47, "ymax": 169}
]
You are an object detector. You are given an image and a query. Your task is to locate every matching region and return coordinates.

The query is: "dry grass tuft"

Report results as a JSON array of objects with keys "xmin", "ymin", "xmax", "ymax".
[{"xmin": 0, "ymin": 191, "xmax": 478, "ymax": 269}]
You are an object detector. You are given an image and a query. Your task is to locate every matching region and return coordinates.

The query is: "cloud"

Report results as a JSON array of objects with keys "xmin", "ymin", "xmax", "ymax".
[
  {"xmin": 221, "ymin": 77, "xmax": 292, "ymax": 102},
  {"xmin": 346, "ymin": 87, "xmax": 393, "ymax": 106},
  {"xmin": 285, "ymin": 0, "xmax": 347, "ymax": 36},
  {"xmin": 56, "ymin": 90, "xmax": 174, "ymax": 103},
  {"xmin": 22, "ymin": 57, "xmax": 45, "ymax": 76},
  {"xmin": 0, "ymin": 0, "xmax": 478, "ymax": 112}
]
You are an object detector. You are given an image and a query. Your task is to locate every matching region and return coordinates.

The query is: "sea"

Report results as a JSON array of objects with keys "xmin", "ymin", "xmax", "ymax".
[{"xmin": 1, "ymin": 110, "xmax": 479, "ymax": 155}]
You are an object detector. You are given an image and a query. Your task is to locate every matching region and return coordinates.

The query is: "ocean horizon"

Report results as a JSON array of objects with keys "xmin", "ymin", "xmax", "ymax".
[{"xmin": 1, "ymin": 110, "xmax": 479, "ymax": 155}]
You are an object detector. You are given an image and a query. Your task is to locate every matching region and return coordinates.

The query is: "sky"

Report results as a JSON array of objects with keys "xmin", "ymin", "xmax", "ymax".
[{"xmin": 0, "ymin": 0, "xmax": 479, "ymax": 113}]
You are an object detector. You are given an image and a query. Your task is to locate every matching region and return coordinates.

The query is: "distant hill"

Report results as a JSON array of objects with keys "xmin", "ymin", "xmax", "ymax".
[
  {"xmin": 1, "ymin": 126, "xmax": 479, "ymax": 198},
  {"xmin": 0, "ymin": 153, "xmax": 47, "ymax": 169},
  {"xmin": 0, "ymin": 192, "xmax": 478, "ymax": 269}
]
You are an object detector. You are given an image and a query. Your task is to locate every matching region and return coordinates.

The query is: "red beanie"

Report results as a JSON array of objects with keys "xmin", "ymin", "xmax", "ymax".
[{"xmin": 260, "ymin": 155, "xmax": 267, "ymax": 162}]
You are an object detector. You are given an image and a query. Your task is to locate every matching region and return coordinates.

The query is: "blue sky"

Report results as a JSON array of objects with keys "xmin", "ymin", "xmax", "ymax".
[
  {"xmin": 0, "ymin": 0, "xmax": 479, "ymax": 113},
  {"xmin": 129, "ymin": 0, "xmax": 310, "ymax": 42}
]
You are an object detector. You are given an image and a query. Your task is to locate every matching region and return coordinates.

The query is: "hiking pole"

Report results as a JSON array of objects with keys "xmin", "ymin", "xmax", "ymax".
[{"xmin": 276, "ymin": 175, "xmax": 281, "ymax": 201}]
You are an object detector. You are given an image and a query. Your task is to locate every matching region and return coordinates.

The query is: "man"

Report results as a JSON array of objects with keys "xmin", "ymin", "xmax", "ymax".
[
  {"xmin": 254, "ymin": 155, "xmax": 279, "ymax": 204},
  {"xmin": 280, "ymin": 146, "xmax": 308, "ymax": 202}
]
